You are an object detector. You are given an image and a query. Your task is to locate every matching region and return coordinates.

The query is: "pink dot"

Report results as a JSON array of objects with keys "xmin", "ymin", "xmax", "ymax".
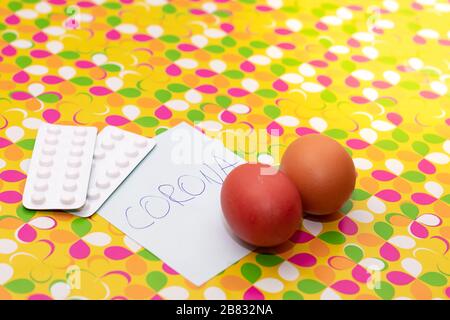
[
  {"xmin": 331, "ymin": 280, "xmax": 360, "ymax": 294},
  {"xmin": 272, "ymin": 79, "xmax": 288, "ymax": 91},
  {"xmin": 386, "ymin": 271, "xmax": 415, "ymax": 285},
  {"xmin": 0, "ymin": 138, "xmax": 12, "ymax": 149},
  {"xmin": 338, "ymin": 216, "xmax": 358, "ymax": 235},
  {"xmin": 2, "ymin": 45, "xmax": 17, "ymax": 56},
  {"xmin": 70, "ymin": 240, "xmax": 91, "ymax": 260},
  {"xmin": 17, "ymin": 223, "xmax": 37, "ymax": 243},
  {"xmin": 13, "ymin": 71, "xmax": 30, "ymax": 84},
  {"xmin": 221, "ymin": 23, "xmax": 234, "ymax": 33},
  {"xmin": 418, "ymin": 159, "xmax": 436, "ymax": 174},
  {"xmin": 89, "ymin": 86, "xmax": 112, "ymax": 96},
  {"xmin": 324, "ymin": 51, "xmax": 338, "ymax": 61},
  {"xmin": 411, "ymin": 193, "xmax": 437, "ymax": 205},
  {"xmin": 317, "ymin": 75, "xmax": 332, "ymax": 87},
  {"xmin": 345, "ymin": 76, "xmax": 360, "ymax": 88},
  {"xmin": 288, "ymin": 253, "xmax": 317, "ymax": 267},
  {"xmin": 346, "ymin": 139, "xmax": 370, "ymax": 150},
  {"xmin": 43, "ymin": 109, "xmax": 61, "ymax": 123},
  {"xmin": 352, "ymin": 55, "xmax": 370, "ymax": 62},
  {"xmin": 105, "ymin": 115, "xmax": 130, "ymax": 126},
  {"xmin": 196, "ymin": 85, "xmax": 217, "ymax": 94},
  {"xmin": 33, "ymin": 32, "xmax": 48, "ymax": 43},
  {"xmin": 166, "ymin": 64, "xmax": 181, "ymax": 76},
  {"xmin": 266, "ymin": 121, "xmax": 284, "ymax": 136},
  {"xmin": 228, "ymin": 88, "xmax": 249, "ymax": 97},
  {"xmin": 0, "ymin": 191, "xmax": 22, "ymax": 203},
  {"xmin": 196, "ymin": 69, "xmax": 217, "ymax": 78},
  {"xmin": 256, "ymin": 5, "xmax": 273, "ymax": 12},
  {"xmin": 375, "ymin": 189, "xmax": 401, "ymax": 202},
  {"xmin": 76, "ymin": 60, "xmax": 96, "ymax": 69},
  {"xmin": 240, "ymin": 61, "xmax": 255, "ymax": 72},
  {"xmin": 0, "ymin": 170, "xmax": 26, "ymax": 182},
  {"xmin": 373, "ymin": 81, "xmax": 392, "ymax": 89},
  {"xmin": 347, "ymin": 38, "xmax": 360, "ymax": 48},
  {"xmin": 290, "ymin": 231, "xmax": 314, "ymax": 243},
  {"xmin": 351, "ymin": 96, "xmax": 370, "ymax": 104},
  {"xmin": 5, "ymin": 15, "xmax": 20, "ymax": 25},
  {"xmin": 372, "ymin": 170, "xmax": 397, "ymax": 181},
  {"xmin": 104, "ymin": 246, "xmax": 133, "ymax": 260},
  {"xmin": 155, "ymin": 106, "xmax": 172, "ymax": 120},
  {"xmin": 295, "ymin": 127, "xmax": 318, "ymax": 136},
  {"xmin": 316, "ymin": 22, "xmax": 328, "ymax": 31},
  {"xmin": 243, "ymin": 286, "xmax": 265, "ymax": 300},
  {"xmin": 31, "ymin": 50, "xmax": 52, "ymax": 58},
  {"xmin": 387, "ymin": 112, "xmax": 402, "ymax": 125},
  {"xmin": 420, "ymin": 91, "xmax": 440, "ymax": 99},
  {"xmin": 409, "ymin": 221, "xmax": 428, "ymax": 239},
  {"xmin": 162, "ymin": 263, "xmax": 178, "ymax": 275},
  {"xmin": 28, "ymin": 294, "xmax": 53, "ymax": 300},
  {"xmin": 190, "ymin": 9, "xmax": 206, "ymax": 15},
  {"xmin": 220, "ymin": 110, "xmax": 236, "ymax": 124},
  {"xmin": 106, "ymin": 29, "xmax": 121, "ymax": 40},
  {"xmin": 178, "ymin": 44, "xmax": 198, "ymax": 52},
  {"xmin": 42, "ymin": 75, "xmax": 65, "ymax": 84},
  {"xmin": 133, "ymin": 34, "xmax": 152, "ymax": 42},
  {"xmin": 380, "ymin": 242, "xmax": 400, "ymax": 261},
  {"xmin": 275, "ymin": 28, "xmax": 292, "ymax": 35},
  {"xmin": 413, "ymin": 35, "xmax": 426, "ymax": 44},
  {"xmin": 352, "ymin": 265, "xmax": 371, "ymax": 283}
]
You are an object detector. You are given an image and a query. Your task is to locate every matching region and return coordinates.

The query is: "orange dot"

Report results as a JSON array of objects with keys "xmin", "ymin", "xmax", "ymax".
[
  {"xmin": 58, "ymin": 81, "xmax": 76, "ymax": 95},
  {"xmin": 148, "ymin": 40, "xmax": 165, "ymax": 52},
  {"xmin": 247, "ymin": 114, "xmax": 268, "ymax": 125},
  {"xmin": 126, "ymin": 256, "xmax": 147, "ymax": 275},
  {"xmin": 0, "ymin": 80, "xmax": 15, "ymax": 91},
  {"xmin": 388, "ymin": 214, "xmax": 410, "ymax": 227},
  {"xmin": 148, "ymin": 56, "xmax": 169, "ymax": 66},
  {"xmin": 366, "ymin": 146, "xmax": 385, "ymax": 161},
  {"xmin": 0, "ymin": 217, "xmax": 22, "ymax": 229},
  {"xmin": 356, "ymin": 294, "xmax": 377, "ymax": 300},
  {"xmin": 392, "ymin": 178, "xmax": 412, "ymax": 194},
  {"xmin": 182, "ymin": 74, "xmax": 199, "ymax": 88},
  {"xmin": 25, "ymin": 99, "xmax": 42, "ymax": 111},
  {"xmin": 359, "ymin": 177, "xmax": 379, "ymax": 194},
  {"xmin": 202, "ymin": 103, "xmax": 222, "ymax": 114},
  {"xmin": 410, "ymin": 280, "xmax": 432, "ymax": 299},
  {"xmin": 0, "ymin": 286, "xmax": 11, "ymax": 300},
  {"xmin": 0, "ymin": 63, "xmax": 18, "ymax": 73},
  {"xmin": 4, "ymin": 145, "xmax": 24, "ymax": 161},
  {"xmin": 50, "ymin": 230, "xmax": 78, "ymax": 243},
  {"xmin": 46, "ymin": 55, "xmax": 63, "ymax": 69},
  {"xmin": 314, "ymin": 265, "xmax": 335, "ymax": 285},
  {"xmin": 309, "ymin": 238, "xmax": 330, "ymax": 257},
  {"xmin": 436, "ymin": 172, "xmax": 450, "ymax": 185},
  {"xmin": 357, "ymin": 233, "xmax": 382, "ymax": 247},
  {"xmin": 107, "ymin": 93, "xmax": 124, "ymax": 108},
  {"xmin": 246, "ymin": 94, "xmax": 263, "ymax": 108},
  {"xmin": 212, "ymin": 75, "xmax": 230, "ymax": 89},
  {"xmin": 137, "ymin": 97, "xmax": 159, "ymax": 109},
  {"xmin": 396, "ymin": 150, "xmax": 419, "ymax": 162},
  {"xmin": 433, "ymin": 201, "xmax": 450, "ymax": 218},
  {"xmin": 440, "ymin": 226, "xmax": 450, "ymax": 239},
  {"xmin": 220, "ymin": 275, "xmax": 248, "ymax": 291},
  {"xmin": 124, "ymin": 284, "xmax": 153, "ymax": 299},
  {"xmin": 123, "ymin": 122, "xmax": 143, "ymax": 135},
  {"xmin": 89, "ymin": 67, "xmax": 106, "ymax": 80},
  {"xmin": 194, "ymin": 50, "xmax": 210, "ymax": 62}
]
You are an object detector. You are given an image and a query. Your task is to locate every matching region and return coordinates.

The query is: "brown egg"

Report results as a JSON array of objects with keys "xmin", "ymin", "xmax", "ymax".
[{"xmin": 280, "ymin": 134, "xmax": 356, "ymax": 215}]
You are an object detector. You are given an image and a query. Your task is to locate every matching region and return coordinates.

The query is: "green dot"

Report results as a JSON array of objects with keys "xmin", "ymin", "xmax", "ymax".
[
  {"xmin": 241, "ymin": 263, "xmax": 261, "ymax": 283},
  {"xmin": 106, "ymin": 16, "xmax": 121, "ymax": 27},
  {"xmin": 165, "ymin": 49, "xmax": 180, "ymax": 61},
  {"xmin": 321, "ymin": 90, "xmax": 337, "ymax": 103},
  {"xmin": 373, "ymin": 221, "xmax": 393, "ymax": 240},
  {"xmin": 264, "ymin": 105, "xmax": 280, "ymax": 119},
  {"xmin": 8, "ymin": 1, "xmax": 22, "ymax": 11},
  {"xmin": 163, "ymin": 4, "xmax": 176, "ymax": 14},
  {"xmin": 419, "ymin": 272, "xmax": 447, "ymax": 286},
  {"xmin": 297, "ymin": 279, "xmax": 325, "ymax": 294},
  {"xmin": 71, "ymin": 218, "xmax": 92, "ymax": 237},
  {"xmin": 216, "ymin": 96, "xmax": 231, "ymax": 108},
  {"xmin": 155, "ymin": 89, "xmax": 172, "ymax": 103},
  {"xmin": 374, "ymin": 281, "xmax": 395, "ymax": 300},
  {"xmin": 344, "ymin": 244, "xmax": 364, "ymax": 263},
  {"xmin": 221, "ymin": 36, "xmax": 236, "ymax": 47},
  {"xmin": 146, "ymin": 271, "xmax": 167, "ymax": 292},
  {"xmin": 270, "ymin": 64, "xmax": 285, "ymax": 76},
  {"xmin": 283, "ymin": 291, "xmax": 304, "ymax": 300},
  {"xmin": 255, "ymin": 254, "xmax": 284, "ymax": 267},
  {"xmin": 318, "ymin": 231, "xmax": 346, "ymax": 245},
  {"xmin": 238, "ymin": 47, "xmax": 253, "ymax": 58},
  {"xmin": 187, "ymin": 110, "xmax": 205, "ymax": 122},
  {"xmin": 3, "ymin": 32, "xmax": 17, "ymax": 43}
]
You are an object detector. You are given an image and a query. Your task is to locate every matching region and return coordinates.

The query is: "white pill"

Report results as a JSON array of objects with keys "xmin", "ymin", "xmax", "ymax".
[
  {"xmin": 47, "ymin": 126, "xmax": 61, "ymax": 135},
  {"xmin": 125, "ymin": 148, "xmax": 138, "ymax": 158},
  {"xmin": 106, "ymin": 168, "xmax": 120, "ymax": 178},
  {"xmin": 101, "ymin": 140, "xmax": 115, "ymax": 150},
  {"xmin": 72, "ymin": 137, "xmax": 85, "ymax": 146},
  {"xmin": 37, "ymin": 168, "xmax": 51, "ymax": 178},
  {"xmin": 94, "ymin": 150, "xmax": 105, "ymax": 160},
  {"xmin": 111, "ymin": 130, "xmax": 124, "ymax": 140},
  {"xmin": 42, "ymin": 146, "xmax": 56, "ymax": 155},
  {"xmin": 74, "ymin": 127, "xmax": 87, "ymax": 136},
  {"xmin": 39, "ymin": 156, "xmax": 53, "ymax": 167},
  {"xmin": 96, "ymin": 178, "xmax": 110, "ymax": 189},
  {"xmin": 67, "ymin": 158, "xmax": 82, "ymax": 168},
  {"xmin": 63, "ymin": 181, "xmax": 77, "ymax": 192},
  {"xmin": 60, "ymin": 194, "xmax": 75, "ymax": 205},
  {"xmin": 45, "ymin": 136, "xmax": 58, "ymax": 145},
  {"xmin": 87, "ymin": 189, "xmax": 100, "ymax": 200},
  {"xmin": 70, "ymin": 147, "xmax": 84, "ymax": 157},
  {"xmin": 34, "ymin": 181, "xmax": 48, "ymax": 192},
  {"xmin": 31, "ymin": 193, "xmax": 46, "ymax": 204},
  {"xmin": 115, "ymin": 158, "xmax": 129, "ymax": 168},
  {"xmin": 65, "ymin": 169, "xmax": 79, "ymax": 179},
  {"xmin": 134, "ymin": 138, "xmax": 148, "ymax": 148}
]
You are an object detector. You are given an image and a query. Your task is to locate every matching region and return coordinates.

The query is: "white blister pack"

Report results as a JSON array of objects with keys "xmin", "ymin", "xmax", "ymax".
[
  {"xmin": 23, "ymin": 124, "xmax": 98, "ymax": 210},
  {"xmin": 68, "ymin": 126, "xmax": 156, "ymax": 217}
]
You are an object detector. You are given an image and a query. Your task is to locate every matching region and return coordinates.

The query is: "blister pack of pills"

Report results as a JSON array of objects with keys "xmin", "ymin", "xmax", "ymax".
[
  {"xmin": 68, "ymin": 126, "xmax": 156, "ymax": 217},
  {"xmin": 23, "ymin": 124, "xmax": 98, "ymax": 210}
]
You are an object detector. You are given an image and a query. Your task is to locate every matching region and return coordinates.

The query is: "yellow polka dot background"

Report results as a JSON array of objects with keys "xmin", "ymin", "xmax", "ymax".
[{"xmin": 0, "ymin": 0, "xmax": 449, "ymax": 300}]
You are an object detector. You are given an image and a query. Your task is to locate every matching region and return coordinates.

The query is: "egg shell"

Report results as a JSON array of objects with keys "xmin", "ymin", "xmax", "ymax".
[
  {"xmin": 221, "ymin": 163, "xmax": 303, "ymax": 247},
  {"xmin": 281, "ymin": 134, "xmax": 356, "ymax": 215}
]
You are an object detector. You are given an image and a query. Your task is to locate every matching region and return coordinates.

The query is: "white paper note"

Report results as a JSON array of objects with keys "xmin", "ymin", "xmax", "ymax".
[{"xmin": 98, "ymin": 122, "xmax": 252, "ymax": 286}]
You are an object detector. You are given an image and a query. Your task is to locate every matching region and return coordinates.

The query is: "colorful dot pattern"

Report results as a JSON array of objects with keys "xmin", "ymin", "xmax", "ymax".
[{"xmin": 0, "ymin": 0, "xmax": 449, "ymax": 300}]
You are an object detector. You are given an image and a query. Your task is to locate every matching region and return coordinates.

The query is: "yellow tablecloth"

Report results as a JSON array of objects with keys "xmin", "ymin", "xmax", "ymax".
[{"xmin": 0, "ymin": 0, "xmax": 449, "ymax": 299}]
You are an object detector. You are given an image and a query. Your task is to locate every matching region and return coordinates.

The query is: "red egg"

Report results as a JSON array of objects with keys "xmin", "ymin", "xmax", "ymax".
[
  {"xmin": 221, "ymin": 163, "xmax": 303, "ymax": 247},
  {"xmin": 281, "ymin": 134, "xmax": 356, "ymax": 215}
]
